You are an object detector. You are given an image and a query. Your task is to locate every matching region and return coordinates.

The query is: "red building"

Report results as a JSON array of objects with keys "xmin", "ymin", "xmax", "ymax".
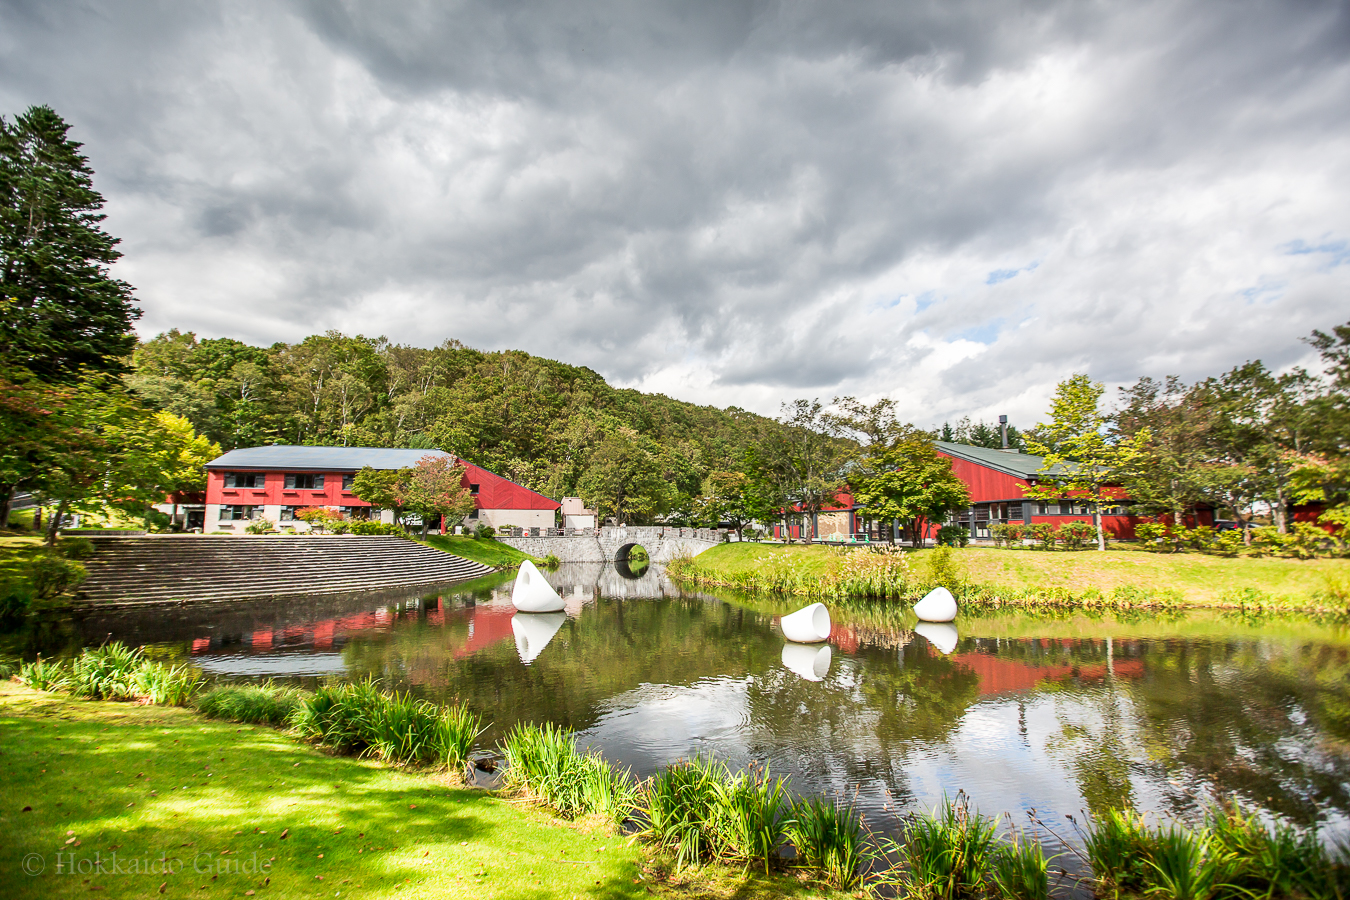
[
  {"xmin": 770, "ymin": 441, "xmax": 1203, "ymax": 543},
  {"xmin": 203, "ymin": 446, "xmax": 559, "ymax": 533}
]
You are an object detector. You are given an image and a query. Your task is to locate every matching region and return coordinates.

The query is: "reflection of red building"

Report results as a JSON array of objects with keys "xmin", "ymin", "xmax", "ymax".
[{"xmin": 950, "ymin": 650, "xmax": 1144, "ymax": 696}]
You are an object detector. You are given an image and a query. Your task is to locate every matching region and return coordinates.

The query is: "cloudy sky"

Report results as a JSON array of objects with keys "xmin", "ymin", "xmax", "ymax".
[{"xmin": 2, "ymin": 1, "xmax": 1348, "ymax": 427}]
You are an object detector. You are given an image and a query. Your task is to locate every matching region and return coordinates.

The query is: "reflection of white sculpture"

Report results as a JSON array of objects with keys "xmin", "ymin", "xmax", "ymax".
[
  {"xmin": 780, "ymin": 602, "xmax": 832, "ymax": 643},
  {"xmin": 512, "ymin": 560, "xmax": 564, "ymax": 612},
  {"xmin": 782, "ymin": 642, "xmax": 832, "ymax": 681},
  {"xmin": 915, "ymin": 622, "xmax": 959, "ymax": 655},
  {"xmin": 914, "ymin": 586, "xmax": 958, "ymax": 622},
  {"xmin": 512, "ymin": 612, "xmax": 566, "ymax": 664}
]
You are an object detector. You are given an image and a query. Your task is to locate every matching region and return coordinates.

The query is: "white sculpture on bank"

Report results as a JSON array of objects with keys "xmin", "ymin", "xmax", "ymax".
[
  {"xmin": 511, "ymin": 560, "xmax": 565, "ymax": 612},
  {"xmin": 780, "ymin": 602, "xmax": 832, "ymax": 643},
  {"xmin": 915, "ymin": 622, "xmax": 959, "ymax": 655},
  {"xmin": 512, "ymin": 612, "xmax": 566, "ymax": 664},
  {"xmin": 914, "ymin": 586, "xmax": 958, "ymax": 623},
  {"xmin": 782, "ymin": 642, "xmax": 832, "ymax": 681}
]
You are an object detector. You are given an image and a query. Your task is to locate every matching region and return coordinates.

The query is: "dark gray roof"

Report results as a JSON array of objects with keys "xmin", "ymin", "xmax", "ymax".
[
  {"xmin": 206, "ymin": 446, "xmax": 453, "ymax": 471},
  {"xmin": 935, "ymin": 441, "xmax": 1071, "ymax": 479}
]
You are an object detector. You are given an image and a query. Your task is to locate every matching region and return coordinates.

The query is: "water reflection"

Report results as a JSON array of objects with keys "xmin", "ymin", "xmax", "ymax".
[{"xmin": 44, "ymin": 561, "xmax": 1350, "ymax": 848}]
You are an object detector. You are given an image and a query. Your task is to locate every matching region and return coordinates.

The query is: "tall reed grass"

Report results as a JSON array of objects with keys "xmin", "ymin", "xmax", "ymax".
[
  {"xmin": 785, "ymin": 797, "xmax": 874, "ymax": 888},
  {"xmin": 291, "ymin": 679, "xmax": 484, "ymax": 769},
  {"xmin": 890, "ymin": 792, "xmax": 1000, "ymax": 899},
  {"xmin": 18, "ymin": 657, "xmax": 67, "ymax": 691},
  {"xmin": 500, "ymin": 722, "xmax": 637, "ymax": 824},
  {"xmin": 197, "ymin": 682, "xmax": 305, "ymax": 725}
]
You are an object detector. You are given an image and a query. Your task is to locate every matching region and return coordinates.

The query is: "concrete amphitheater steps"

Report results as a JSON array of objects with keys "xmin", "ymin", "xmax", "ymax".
[{"xmin": 76, "ymin": 535, "xmax": 495, "ymax": 605}]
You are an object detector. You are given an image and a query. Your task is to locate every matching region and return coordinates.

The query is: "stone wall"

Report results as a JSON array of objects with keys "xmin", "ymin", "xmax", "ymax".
[{"xmin": 499, "ymin": 525, "xmax": 723, "ymax": 563}]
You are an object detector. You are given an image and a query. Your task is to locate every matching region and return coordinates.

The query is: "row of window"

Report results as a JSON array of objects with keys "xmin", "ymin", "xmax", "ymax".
[
  {"xmin": 218, "ymin": 505, "xmax": 375, "ymax": 521},
  {"xmin": 222, "ymin": 473, "xmax": 356, "ymax": 490}
]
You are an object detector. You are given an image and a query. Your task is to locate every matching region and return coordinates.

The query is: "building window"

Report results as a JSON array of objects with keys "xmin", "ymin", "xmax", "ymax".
[
  {"xmin": 342, "ymin": 474, "xmax": 355, "ymax": 490},
  {"xmin": 280, "ymin": 506, "xmax": 297, "ymax": 521},
  {"xmin": 224, "ymin": 473, "xmax": 265, "ymax": 488},
  {"xmin": 339, "ymin": 506, "xmax": 370, "ymax": 521},
  {"xmin": 285, "ymin": 474, "xmax": 324, "ymax": 490},
  {"xmin": 469, "ymin": 483, "xmax": 480, "ymax": 495},
  {"xmin": 219, "ymin": 505, "xmax": 260, "ymax": 521}
]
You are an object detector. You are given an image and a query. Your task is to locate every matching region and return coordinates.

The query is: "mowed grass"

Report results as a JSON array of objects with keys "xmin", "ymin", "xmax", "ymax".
[
  {"xmin": 0, "ymin": 681, "xmax": 642, "ymax": 900},
  {"xmin": 0, "ymin": 683, "xmax": 851, "ymax": 900},
  {"xmin": 694, "ymin": 541, "xmax": 1350, "ymax": 606},
  {"xmin": 0, "ymin": 535, "xmax": 46, "ymax": 583},
  {"xmin": 418, "ymin": 534, "xmax": 539, "ymax": 569}
]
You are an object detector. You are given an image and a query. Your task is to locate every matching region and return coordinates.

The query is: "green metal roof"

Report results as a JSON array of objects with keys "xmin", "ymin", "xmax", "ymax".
[
  {"xmin": 206, "ymin": 446, "xmax": 452, "ymax": 471},
  {"xmin": 934, "ymin": 441, "xmax": 1071, "ymax": 480}
]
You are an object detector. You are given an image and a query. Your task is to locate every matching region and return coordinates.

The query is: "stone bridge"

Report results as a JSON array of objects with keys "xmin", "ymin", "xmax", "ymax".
[{"xmin": 498, "ymin": 525, "xmax": 724, "ymax": 564}]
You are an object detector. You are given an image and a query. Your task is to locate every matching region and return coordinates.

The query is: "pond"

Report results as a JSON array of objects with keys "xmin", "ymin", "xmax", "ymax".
[{"xmin": 40, "ymin": 561, "xmax": 1350, "ymax": 862}]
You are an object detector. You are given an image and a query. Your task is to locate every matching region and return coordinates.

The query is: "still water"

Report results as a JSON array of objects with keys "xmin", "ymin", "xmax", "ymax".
[{"xmin": 59, "ymin": 562, "xmax": 1350, "ymax": 854}]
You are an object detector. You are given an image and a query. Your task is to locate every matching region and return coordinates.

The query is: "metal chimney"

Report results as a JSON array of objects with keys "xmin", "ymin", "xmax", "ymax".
[{"xmin": 999, "ymin": 415, "xmax": 1009, "ymax": 449}]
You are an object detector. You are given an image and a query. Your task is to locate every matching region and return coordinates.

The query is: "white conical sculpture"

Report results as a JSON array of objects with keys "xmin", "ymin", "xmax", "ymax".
[
  {"xmin": 512, "ymin": 560, "xmax": 564, "ymax": 612},
  {"xmin": 782, "ymin": 642, "xmax": 832, "ymax": 681},
  {"xmin": 915, "ymin": 622, "xmax": 959, "ymax": 655},
  {"xmin": 914, "ymin": 586, "xmax": 958, "ymax": 622},
  {"xmin": 780, "ymin": 602, "xmax": 832, "ymax": 643},
  {"xmin": 512, "ymin": 612, "xmax": 566, "ymax": 664}
]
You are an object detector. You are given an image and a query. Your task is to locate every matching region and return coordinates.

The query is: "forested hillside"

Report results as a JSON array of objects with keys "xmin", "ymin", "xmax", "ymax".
[{"xmin": 127, "ymin": 330, "xmax": 792, "ymax": 522}]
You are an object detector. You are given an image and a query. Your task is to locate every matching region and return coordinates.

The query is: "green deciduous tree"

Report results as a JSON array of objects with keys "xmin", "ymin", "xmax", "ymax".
[
  {"xmin": 1026, "ymin": 374, "xmax": 1150, "ymax": 551},
  {"xmin": 850, "ymin": 434, "xmax": 970, "ymax": 547},
  {"xmin": 0, "ymin": 105, "xmax": 139, "ymax": 381},
  {"xmin": 405, "ymin": 455, "xmax": 476, "ymax": 536},
  {"xmin": 350, "ymin": 466, "xmax": 414, "ymax": 526}
]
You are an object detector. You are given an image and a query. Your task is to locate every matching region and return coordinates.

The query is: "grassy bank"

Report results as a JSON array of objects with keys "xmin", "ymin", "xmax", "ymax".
[
  {"xmin": 416, "ymin": 534, "xmax": 542, "ymax": 569},
  {"xmin": 676, "ymin": 542, "xmax": 1350, "ymax": 611}
]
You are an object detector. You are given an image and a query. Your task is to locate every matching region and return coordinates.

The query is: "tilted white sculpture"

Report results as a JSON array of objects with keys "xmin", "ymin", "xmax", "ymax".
[
  {"xmin": 780, "ymin": 602, "xmax": 832, "ymax": 643},
  {"xmin": 914, "ymin": 586, "xmax": 958, "ymax": 622},
  {"xmin": 915, "ymin": 622, "xmax": 959, "ymax": 655},
  {"xmin": 512, "ymin": 612, "xmax": 566, "ymax": 664},
  {"xmin": 511, "ymin": 560, "xmax": 565, "ymax": 612},
  {"xmin": 781, "ymin": 642, "xmax": 832, "ymax": 681}
]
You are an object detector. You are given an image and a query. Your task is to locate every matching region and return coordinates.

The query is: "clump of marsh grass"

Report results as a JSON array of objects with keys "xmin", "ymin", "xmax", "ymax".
[
  {"xmin": 291, "ymin": 678, "xmax": 484, "ymax": 769},
  {"xmin": 640, "ymin": 757, "xmax": 728, "ymax": 869},
  {"xmin": 710, "ymin": 765, "xmax": 792, "ymax": 872},
  {"xmin": 785, "ymin": 796, "xmax": 875, "ymax": 889},
  {"xmin": 1144, "ymin": 824, "xmax": 1239, "ymax": 900},
  {"xmin": 133, "ymin": 662, "xmax": 205, "ymax": 706},
  {"xmin": 197, "ymin": 682, "xmax": 305, "ymax": 726},
  {"xmin": 18, "ymin": 656, "xmax": 67, "ymax": 691},
  {"xmin": 68, "ymin": 642, "xmax": 146, "ymax": 700},
  {"xmin": 1205, "ymin": 803, "xmax": 1342, "ymax": 900},
  {"xmin": 1078, "ymin": 806, "xmax": 1154, "ymax": 895},
  {"xmin": 989, "ymin": 826, "xmax": 1051, "ymax": 900},
  {"xmin": 890, "ymin": 792, "xmax": 999, "ymax": 899},
  {"xmin": 501, "ymin": 722, "xmax": 636, "ymax": 824}
]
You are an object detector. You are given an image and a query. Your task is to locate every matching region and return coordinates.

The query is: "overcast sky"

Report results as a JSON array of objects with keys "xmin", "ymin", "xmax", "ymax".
[{"xmin": 2, "ymin": 1, "xmax": 1348, "ymax": 428}]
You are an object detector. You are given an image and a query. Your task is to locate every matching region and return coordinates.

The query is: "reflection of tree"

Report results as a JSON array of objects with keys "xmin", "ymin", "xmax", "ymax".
[
  {"xmin": 741, "ymin": 641, "xmax": 982, "ymax": 806},
  {"xmin": 1128, "ymin": 640, "xmax": 1350, "ymax": 826},
  {"xmin": 341, "ymin": 596, "xmax": 786, "ymax": 743}
]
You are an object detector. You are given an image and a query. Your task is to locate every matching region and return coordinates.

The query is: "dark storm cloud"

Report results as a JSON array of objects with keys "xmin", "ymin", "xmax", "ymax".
[{"xmin": 0, "ymin": 0, "xmax": 1348, "ymax": 421}]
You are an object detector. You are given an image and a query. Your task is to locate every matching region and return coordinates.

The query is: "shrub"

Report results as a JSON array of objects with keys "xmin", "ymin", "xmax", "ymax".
[
  {"xmin": 937, "ymin": 525, "xmax": 970, "ymax": 548},
  {"xmin": 349, "ymin": 521, "xmax": 408, "ymax": 536},
  {"xmin": 893, "ymin": 793, "xmax": 999, "ymax": 899},
  {"xmin": 501, "ymin": 722, "xmax": 636, "ymax": 824},
  {"xmin": 134, "ymin": 663, "xmax": 205, "ymax": 706},
  {"xmin": 59, "ymin": 536, "xmax": 96, "ymax": 560},
  {"xmin": 31, "ymin": 554, "xmax": 87, "ymax": 599},
  {"xmin": 198, "ymin": 682, "xmax": 305, "ymax": 725},
  {"xmin": 473, "ymin": 523, "xmax": 495, "ymax": 539},
  {"xmin": 540, "ymin": 553, "xmax": 561, "ymax": 569},
  {"xmin": 989, "ymin": 524, "xmax": 1023, "ymax": 548},
  {"xmin": 1026, "ymin": 524, "xmax": 1057, "ymax": 551},
  {"xmin": 68, "ymin": 642, "xmax": 145, "ymax": 699},
  {"xmin": 244, "ymin": 517, "xmax": 275, "ymax": 535},
  {"xmin": 787, "ymin": 797, "xmax": 874, "ymax": 889},
  {"xmin": 0, "ymin": 583, "xmax": 33, "ymax": 627},
  {"xmin": 19, "ymin": 657, "xmax": 68, "ymax": 691},
  {"xmin": 927, "ymin": 546, "xmax": 961, "ymax": 590},
  {"xmin": 1059, "ymin": 521, "xmax": 1096, "ymax": 551}
]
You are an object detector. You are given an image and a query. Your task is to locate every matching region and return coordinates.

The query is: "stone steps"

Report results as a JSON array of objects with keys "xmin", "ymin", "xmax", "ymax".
[{"xmin": 77, "ymin": 536, "xmax": 495, "ymax": 605}]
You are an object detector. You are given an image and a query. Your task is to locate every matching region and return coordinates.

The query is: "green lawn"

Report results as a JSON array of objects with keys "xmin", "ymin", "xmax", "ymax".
[
  {"xmin": 0, "ymin": 536, "xmax": 47, "ymax": 591},
  {"xmin": 0, "ymin": 683, "xmax": 846, "ymax": 900},
  {"xmin": 694, "ymin": 541, "xmax": 1350, "ymax": 606},
  {"xmin": 416, "ymin": 535, "xmax": 541, "ymax": 569}
]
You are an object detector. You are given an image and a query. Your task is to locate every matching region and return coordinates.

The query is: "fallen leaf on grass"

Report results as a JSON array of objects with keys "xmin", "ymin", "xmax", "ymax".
[{"xmin": 279, "ymin": 829, "xmax": 289, "ymax": 839}]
